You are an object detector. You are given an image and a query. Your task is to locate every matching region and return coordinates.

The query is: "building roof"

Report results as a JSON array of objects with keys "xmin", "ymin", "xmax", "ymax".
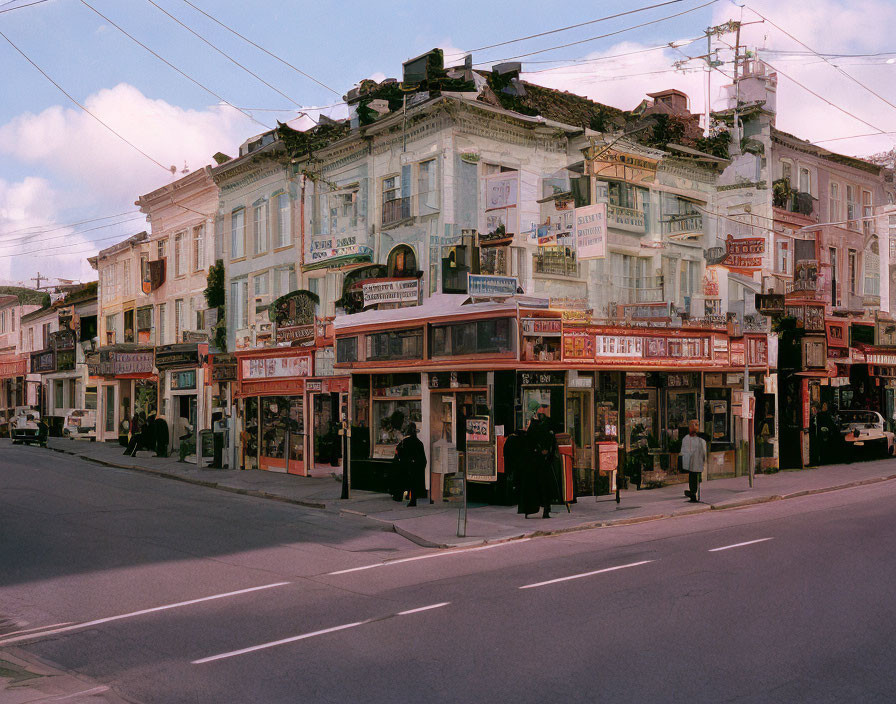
[{"xmin": 334, "ymin": 294, "xmax": 521, "ymax": 331}]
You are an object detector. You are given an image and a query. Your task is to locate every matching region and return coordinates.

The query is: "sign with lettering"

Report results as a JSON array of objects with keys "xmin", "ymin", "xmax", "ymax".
[
  {"xmin": 485, "ymin": 173, "xmax": 518, "ymax": 210},
  {"xmin": 617, "ymin": 302, "xmax": 671, "ymax": 320},
  {"xmin": 585, "ymin": 147, "xmax": 658, "ymax": 184},
  {"xmin": 756, "ymin": 293, "xmax": 785, "ymax": 315},
  {"xmin": 723, "ymin": 235, "xmax": 765, "ymax": 273},
  {"xmin": 518, "ymin": 371, "xmax": 565, "ymax": 386},
  {"xmin": 155, "ymin": 344, "xmax": 202, "ymax": 369},
  {"xmin": 362, "ymin": 278, "xmax": 419, "ymax": 307},
  {"xmin": 30, "ymin": 349, "xmax": 55, "ymax": 373},
  {"xmin": 826, "ymin": 320, "xmax": 848, "ymax": 348},
  {"xmin": 562, "ymin": 331, "xmax": 595, "ymax": 360},
  {"xmin": 309, "ymin": 237, "xmax": 373, "ymax": 264},
  {"xmin": 465, "ymin": 416, "xmax": 490, "ymax": 443},
  {"xmin": 98, "ymin": 350, "xmax": 154, "ymax": 376},
  {"xmin": 170, "ymin": 370, "xmax": 197, "ymax": 390},
  {"xmin": 465, "ymin": 444, "xmax": 497, "ymax": 482},
  {"xmin": 276, "ymin": 325, "xmax": 315, "ymax": 344},
  {"xmin": 241, "ymin": 354, "xmax": 311, "ymax": 380},
  {"xmin": 788, "ymin": 259, "xmax": 818, "ymax": 293},
  {"xmin": 595, "ymin": 335, "xmax": 643, "ymax": 358},
  {"xmin": 521, "ymin": 318, "xmax": 562, "ymax": 337},
  {"xmin": 876, "ymin": 320, "xmax": 896, "ymax": 347},
  {"xmin": 269, "ymin": 290, "xmax": 317, "ymax": 343},
  {"xmin": 467, "ymin": 274, "xmax": 518, "ymax": 297},
  {"xmin": 210, "ymin": 353, "xmax": 237, "ymax": 382},
  {"xmin": 574, "ymin": 203, "xmax": 607, "ymax": 260}
]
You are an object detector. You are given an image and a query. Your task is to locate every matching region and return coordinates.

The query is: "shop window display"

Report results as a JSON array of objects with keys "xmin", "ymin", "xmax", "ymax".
[{"xmin": 371, "ymin": 374, "xmax": 421, "ymax": 458}]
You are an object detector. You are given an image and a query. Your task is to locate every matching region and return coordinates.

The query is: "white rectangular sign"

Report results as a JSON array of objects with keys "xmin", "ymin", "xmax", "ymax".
[
  {"xmin": 242, "ymin": 355, "xmax": 311, "ymax": 380},
  {"xmin": 362, "ymin": 279, "xmax": 419, "ymax": 307},
  {"xmin": 575, "ymin": 203, "xmax": 607, "ymax": 260}
]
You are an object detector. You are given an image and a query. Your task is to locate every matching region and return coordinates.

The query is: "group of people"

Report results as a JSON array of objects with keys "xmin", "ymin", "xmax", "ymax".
[{"xmin": 123, "ymin": 411, "xmax": 170, "ymax": 458}]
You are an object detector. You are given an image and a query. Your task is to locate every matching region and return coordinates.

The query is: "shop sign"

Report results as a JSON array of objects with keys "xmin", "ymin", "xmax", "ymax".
[
  {"xmin": 362, "ymin": 278, "xmax": 419, "ymax": 307},
  {"xmin": 562, "ymin": 331, "xmax": 595, "ymax": 360},
  {"xmin": 306, "ymin": 380, "xmax": 322, "ymax": 392},
  {"xmin": 485, "ymin": 173, "xmax": 518, "ymax": 210},
  {"xmin": 170, "ymin": 370, "xmax": 196, "ymax": 390},
  {"xmin": 730, "ymin": 340, "xmax": 745, "ymax": 366},
  {"xmin": 269, "ymin": 290, "xmax": 316, "ymax": 332},
  {"xmin": 465, "ymin": 416, "xmax": 490, "ymax": 443},
  {"xmin": 98, "ymin": 350, "xmax": 154, "ymax": 376},
  {"xmin": 787, "ymin": 260, "xmax": 818, "ymax": 294},
  {"xmin": 49, "ymin": 329, "xmax": 75, "ymax": 351},
  {"xmin": 747, "ymin": 337, "xmax": 769, "ymax": 366},
  {"xmin": 865, "ymin": 352, "xmax": 896, "ymax": 366},
  {"xmin": 521, "ymin": 318, "xmax": 562, "ymax": 337},
  {"xmin": 722, "ymin": 235, "xmax": 765, "ymax": 273},
  {"xmin": 787, "ymin": 304, "xmax": 824, "ymax": 331},
  {"xmin": 585, "ymin": 146, "xmax": 658, "ymax": 184},
  {"xmin": 30, "ymin": 349, "xmax": 55, "ymax": 373},
  {"xmin": 595, "ymin": 335, "xmax": 643, "ymax": 358},
  {"xmin": 704, "ymin": 246, "xmax": 727, "ymax": 265},
  {"xmin": 241, "ymin": 354, "xmax": 311, "ymax": 380},
  {"xmin": 617, "ymin": 302, "xmax": 671, "ymax": 320},
  {"xmin": 703, "ymin": 268, "xmax": 719, "ymax": 297},
  {"xmin": 756, "ymin": 293, "xmax": 785, "ymax": 316},
  {"xmin": 467, "ymin": 274, "xmax": 518, "ymax": 297},
  {"xmin": 705, "ymin": 372, "xmax": 724, "ymax": 387},
  {"xmin": 667, "ymin": 373, "xmax": 696, "ymax": 388},
  {"xmin": 550, "ymin": 296, "xmax": 589, "ymax": 311},
  {"xmin": 276, "ymin": 325, "xmax": 315, "ymax": 344},
  {"xmin": 803, "ymin": 338, "xmax": 827, "ymax": 369},
  {"xmin": 182, "ymin": 331, "xmax": 209, "ymax": 344},
  {"xmin": 850, "ymin": 322, "xmax": 875, "ymax": 346},
  {"xmin": 309, "ymin": 235, "xmax": 374, "ymax": 264},
  {"xmin": 465, "ymin": 444, "xmax": 497, "ymax": 482},
  {"xmin": 518, "ymin": 371, "xmax": 565, "ymax": 386},
  {"xmin": 875, "ymin": 321, "xmax": 896, "ymax": 347},
  {"xmin": 210, "ymin": 353, "xmax": 237, "ymax": 382},
  {"xmin": 574, "ymin": 203, "xmax": 607, "ymax": 260},
  {"xmin": 155, "ymin": 344, "xmax": 201, "ymax": 369}
]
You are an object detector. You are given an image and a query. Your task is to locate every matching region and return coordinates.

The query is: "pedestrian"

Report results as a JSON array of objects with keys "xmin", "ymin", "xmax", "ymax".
[
  {"xmin": 526, "ymin": 399, "xmax": 558, "ymax": 519},
  {"xmin": 154, "ymin": 414, "xmax": 169, "ymax": 458},
  {"xmin": 681, "ymin": 419, "xmax": 707, "ymax": 503},
  {"xmin": 123, "ymin": 412, "xmax": 141, "ymax": 456},
  {"xmin": 142, "ymin": 411, "xmax": 156, "ymax": 453},
  {"xmin": 394, "ymin": 422, "xmax": 427, "ymax": 507}
]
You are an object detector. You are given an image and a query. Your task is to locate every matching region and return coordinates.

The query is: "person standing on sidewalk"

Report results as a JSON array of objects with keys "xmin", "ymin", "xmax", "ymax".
[
  {"xmin": 682, "ymin": 419, "xmax": 706, "ymax": 502},
  {"xmin": 123, "ymin": 413, "xmax": 142, "ymax": 457},
  {"xmin": 395, "ymin": 422, "xmax": 427, "ymax": 507},
  {"xmin": 527, "ymin": 400, "xmax": 558, "ymax": 519}
]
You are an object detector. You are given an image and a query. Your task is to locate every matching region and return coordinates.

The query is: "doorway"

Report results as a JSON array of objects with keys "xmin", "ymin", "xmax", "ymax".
[
  {"xmin": 566, "ymin": 388, "xmax": 593, "ymax": 495},
  {"xmin": 310, "ymin": 392, "xmax": 341, "ymax": 476},
  {"xmin": 258, "ymin": 395, "xmax": 304, "ymax": 474}
]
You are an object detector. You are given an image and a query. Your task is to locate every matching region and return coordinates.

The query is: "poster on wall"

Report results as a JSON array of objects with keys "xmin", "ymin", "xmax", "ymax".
[
  {"xmin": 574, "ymin": 203, "xmax": 607, "ymax": 260},
  {"xmin": 465, "ymin": 416, "xmax": 490, "ymax": 443},
  {"xmin": 466, "ymin": 444, "xmax": 497, "ymax": 482},
  {"xmin": 485, "ymin": 174, "xmax": 518, "ymax": 211}
]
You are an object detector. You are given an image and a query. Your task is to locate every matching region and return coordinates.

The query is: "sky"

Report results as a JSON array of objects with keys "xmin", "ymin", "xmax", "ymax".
[{"xmin": 0, "ymin": 0, "xmax": 894, "ymax": 286}]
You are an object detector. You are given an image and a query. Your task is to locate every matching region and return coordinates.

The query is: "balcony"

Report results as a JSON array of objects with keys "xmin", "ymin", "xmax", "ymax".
[
  {"xmin": 381, "ymin": 197, "xmax": 411, "ymax": 227},
  {"xmin": 533, "ymin": 250, "xmax": 579, "ymax": 278},
  {"xmin": 663, "ymin": 213, "xmax": 704, "ymax": 239},
  {"xmin": 612, "ymin": 275, "xmax": 664, "ymax": 303},
  {"xmin": 607, "ymin": 204, "xmax": 646, "ymax": 233}
]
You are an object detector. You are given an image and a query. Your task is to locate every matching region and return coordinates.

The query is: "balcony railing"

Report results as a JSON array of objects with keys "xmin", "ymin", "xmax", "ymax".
[
  {"xmin": 607, "ymin": 204, "xmax": 646, "ymax": 233},
  {"xmin": 382, "ymin": 197, "xmax": 411, "ymax": 226},
  {"xmin": 663, "ymin": 213, "xmax": 703, "ymax": 238},
  {"xmin": 612, "ymin": 275, "xmax": 665, "ymax": 303},
  {"xmin": 533, "ymin": 251, "xmax": 579, "ymax": 278}
]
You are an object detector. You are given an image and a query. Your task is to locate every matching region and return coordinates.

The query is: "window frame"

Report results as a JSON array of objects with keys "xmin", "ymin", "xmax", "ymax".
[
  {"xmin": 253, "ymin": 202, "xmax": 268, "ymax": 255},
  {"xmin": 231, "ymin": 207, "xmax": 246, "ymax": 260}
]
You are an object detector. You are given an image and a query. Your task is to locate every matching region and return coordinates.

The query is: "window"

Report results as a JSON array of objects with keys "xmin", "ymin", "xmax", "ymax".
[
  {"xmin": 366, "ymin": 328, "xmax": 424, "ymax": 361},
  {"xmin": 781, "ymin": 160, "xmax": 792, "ymax": 182},
  {"xmin": 42, "ymin": 323, "xmax": 51, "ymax": 348},
  {"xmin": 275, "ymin": 192, "xmax": 290, "ymax": 248},
  {"xmin": 105, "ymin": 314, "xmax": 118, "ymax": 344},
  {"xmin": 10, "ymin": 309, "xmax": 14, "ymax": 332},
  {"xmin": 230, "ymin": 279, "xmax": 248, "ymax": 330},
  {"xmin": 231, "ymin": 208, "xmax": 245, "ymax": 259},
  {"xmin": 829, "ymin": 182, "xmax": 840, "ymax": 221},
  {"xmin": 54, "ymin": 380, "xmax": 63, "ymax": 411},
  {"xmin": 829, "ymin": 247, "xmax": 838, "ymax": 307},
  {"xmin": 417, "ymin": 159, "xmax": 438, "ymax": 215},
  {"xmin": 85, "ymin": 386, "xmax": 97, "ymax": 411},
  {"xmin": 192, "ymin": 225, "xmax": 205, "ymax": 272},
  {"xmin": 430, "ymin": 319, "xmax": 513, "ymax": 357},
  {"xmin": 158, "ymin": 303, "xmax": 167, "ymax": 345},
  {"xmin": 123, "ymin": 260, "xmax": 132, "ymax": 296},
  {"xmin": 776, "ymin": 240, "xmax": 791, "ymax": 275},
  {"xmin": 848, "ymin": 249, "xmax": 857, "ymax": 295},
  {"xmin": 336, "ymin": 336, "xmax": 358, "ymax": 363},
  {"xmin": 865, "ymin": 243, "xmax": 880, "ymax": 297},
  {"xmin": 381, "ymin": 175, "xmax": 409, "ymax": 225},
  {"xmin": 27, "ymin": 327, "xmax": 33, "ymax": 351},
  {"xmin": 799, "ymin": 167, "xmax": 811, "ymax": 194},
  {"xmin": 175, "ymin": 299, "xmax": 184, "ymax": 341},
  {"xmin": 253, "ymin": 203, "xmax": 267, "ymax": 254},
  {"xmin": 123, "ymin": 308, "xmax": 135, "ymax": 343},
  {"xmin": 862, "ymin": 190, "xmax": 873, "ymax": 236},
  {"xmin": 387, "ymin": 245, "xmax": 417, "ymax": 278},
  {"xmin": 253, "ymin": 270, "xmax": 270, "ymax": 296},
  {"xmin": 442, "ymin": 245, "xmax": 470, "ymax": 293},
  {"xmin": 307, "ymin": 276, "xmax": 321, "ymax": 314},
  {"xmin": 174, "ymin": 233, "xmax": 186, "ymax": 277},
  {"xmin": 846, "ymin": 186, "xmax": 858, "ymax": 230},
  {"xmin": 274, "ymin": 265, "xmax": 297, "ymax": 297},
  {"xmin": 607, "ymin": 180, "xmax": 638, "ymax": 209},
  {"xmin": 0, "ymin": 312, "xmax": 5, "ymax": 334},
  {"xmin": 157, "ymin": 239, "xmax": 167, "ymax": 260}
]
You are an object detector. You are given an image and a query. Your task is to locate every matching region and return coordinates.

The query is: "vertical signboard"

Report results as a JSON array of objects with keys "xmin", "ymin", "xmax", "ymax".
[{"xmin": 574, "ymin": 203, "xmax": 607, "ymax": 260}]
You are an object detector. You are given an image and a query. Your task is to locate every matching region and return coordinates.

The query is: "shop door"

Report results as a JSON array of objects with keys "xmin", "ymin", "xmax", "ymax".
[
  {"xmin": 259, "ymin": 396, "xmax": 305, "ymax": 474},
  {"xmin": 312, "ymin": 392, "xmax": 340, "ymax": 469},
  {"xmin": 104, "ymin": 385, "xmax": 116, "ymax": 436},
  {"xmin": 624, "ymin": 387, "xmax": 657, "ymax": 488},
  {"xmin": 566, "ymin": 389, "xmax": 593, "ymax": 494},
  {"xmin": 174, "ymin": 395, "xmax": 197, "ymax": 455}
]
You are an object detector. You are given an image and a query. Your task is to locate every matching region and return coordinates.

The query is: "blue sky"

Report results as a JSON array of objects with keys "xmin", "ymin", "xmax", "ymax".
[{"xmin": 0, "ymin": 0, "xmax": 894, "ymax": 284}]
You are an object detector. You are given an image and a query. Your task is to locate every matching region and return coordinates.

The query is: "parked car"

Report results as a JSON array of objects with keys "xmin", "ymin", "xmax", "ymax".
[
  {"xmin": 840, "ymin": 410, "xmax": 895, "ymax": 458},
  {"xmin": 9, "ymin": 409, "xmax": 48, "ymax": 446},
  {"xmin": 62, "ymin": 409, "xmax": 97, "ymax": 441}
]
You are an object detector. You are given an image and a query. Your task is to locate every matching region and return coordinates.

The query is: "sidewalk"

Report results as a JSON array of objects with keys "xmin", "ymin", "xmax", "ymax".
[{"xmin": 42, "ymin": 437, "xmax": 896, "ymax": 548}]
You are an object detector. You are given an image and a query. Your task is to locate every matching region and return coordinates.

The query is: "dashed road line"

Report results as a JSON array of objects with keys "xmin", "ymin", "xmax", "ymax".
[
  {"xmin": 709, "ymin": 537, "xmax": 773, "ymax": 552},
  {"xmin": 398, "ymin": 602, "xmax": 450, "ymax": 616},
  {"xmin": 519, "ymin": 560, "xmax": 655, "ymax": 590},
  {"xmin": 327, "ymin": 539, "xmax": 532, "ymax": 575}
]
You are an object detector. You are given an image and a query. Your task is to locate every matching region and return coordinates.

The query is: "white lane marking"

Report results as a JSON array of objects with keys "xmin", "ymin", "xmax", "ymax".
[
  {"xmin": 328, "ymin": 539, "xmax": 531, "ymax": 575},
  {"xmin": 43, "ymin": 686, "xmax": 110, "ymax": 701},
  {"xmin": 519, "ymin": 560, "xmax": 655, "ymax": 590},
  {"xmin": 193, "ymin": 620, "xmax": 372, "ymax": 664},
  {"xmin": 0, "ymin": 582, "xmax": 291, "ymax": 646},
  {"xmin": 1, "ymin": 621, "xmax": 73, "ymax": 637},
  {"xmin": 709, "ymin": 537, "xmax": 773, "ymax": 552},
  {"xmin": 398, "ymin": 602, "xmax": 450, "ymax": 616}
]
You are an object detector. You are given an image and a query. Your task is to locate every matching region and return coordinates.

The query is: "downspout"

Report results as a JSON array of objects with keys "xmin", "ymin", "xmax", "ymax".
[{"xmin": 299, "ymin": 171, "xmax": 307, "ymax": 277}]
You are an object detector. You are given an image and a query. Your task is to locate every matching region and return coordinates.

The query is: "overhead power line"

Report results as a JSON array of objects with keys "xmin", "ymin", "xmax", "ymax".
[
  {"xmin": 144, "ymin": 0, "xmax": 306, "ymax": 110},
  {"xmin": 814, "ymin": 131, "xmax": 896, "ymax": 145},
  {"xmin": 470, "ymin": 0, "xmax": 721, "ymax": 67},
  {"xmin": 0, "ymin": 28, "xmax": 173, "ymax": 173},
  {"xmin": 180, "ymin": 0, "xmax": 340, "ymax": 96},
  {"xmin": 78, "ymin": 0, "xmax": 271, "ymax": 130},
  {"xmin": 0, "ymin": 210, "xmax": 141, "ymax": 239},
  {"xmin": 747, "ymin": 5, "xmax": 896, "ymax": 116},
  {"xmin": 0, "ymin": 0, "xmax": 49, "ymax": 14},
  {"xmin": 0, "ymin": 216, "xmax": 146, "ymax": 249},
  {"xmin": 522, "ymin": 38, "xmax": 701, "ymax": 73},
  {"xmin": 450, "ymin": 0, "xmax": 689, "ymax": 57}
]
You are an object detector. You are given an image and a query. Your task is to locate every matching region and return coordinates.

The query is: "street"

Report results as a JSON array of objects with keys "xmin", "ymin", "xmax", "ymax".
[{"xmin": 3, "ymin": 445, "xmax": 896, "ymax": 703}]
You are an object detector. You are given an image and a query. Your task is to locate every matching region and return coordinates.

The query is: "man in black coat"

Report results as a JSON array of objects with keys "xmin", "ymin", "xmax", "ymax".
[
  {"xmin": 394, "ymin": 422, "xmax": 427, "ymax": 507},
  {"xmin": 527, "ymin": 402, "xmax": 558, "ymax": 519},
  {"xmin": 154, "ymin": 414, "xmax": 170, "ymax": 458}
]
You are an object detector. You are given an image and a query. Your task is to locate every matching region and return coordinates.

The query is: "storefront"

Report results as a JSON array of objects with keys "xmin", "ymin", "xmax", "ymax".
[
  {"xmin": 41, "ymin": 329, "xmax": 80, "ymax": 434},
  {"xmin": 155, "ymin": 343, "xmax": 208, "ymax": 459},
  {"xmin": 90, "ymin": 346, "xmax": 156, "ymax": 443},
  {"xmin": 0, "ymin": 355, "xmax": 28, "ymax": 429},
  {"xmin": 234, "ymin": 347, "xmax": 313, "ymax": 474},
  {"xmin": 306, "ymin": 375, "xmax": 350, "ymax": 476}
]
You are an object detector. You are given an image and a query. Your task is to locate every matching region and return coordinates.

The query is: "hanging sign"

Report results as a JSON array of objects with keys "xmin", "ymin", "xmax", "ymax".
[
  {"xmin": 723, "ymin": 235, "xmax": 764, "ymax": 273},
  {"xmin": 574, "ymin": 203, "xmax": 607, "ymax": 260},
  {"xmin": 362, "ymin": 278, "xmax": 419, "ymax": 307},
  {"xmin": 467, "ymin": 274, "xmax": 518, "ymax": 297},
  {"xmin": 241, "ymin": 354, "xmax": 312, "ymax": 380}
]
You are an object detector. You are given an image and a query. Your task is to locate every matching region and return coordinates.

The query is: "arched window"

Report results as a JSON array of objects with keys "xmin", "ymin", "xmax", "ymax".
[{"xmin": 388, "ymin": 245, "xmax": 417, "ymax": 278}]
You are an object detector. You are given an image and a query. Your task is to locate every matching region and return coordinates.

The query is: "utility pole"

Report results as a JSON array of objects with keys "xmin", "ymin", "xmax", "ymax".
[{"xmin": 31, "ymin": 272, "xmax": 47, "ymax": 290}]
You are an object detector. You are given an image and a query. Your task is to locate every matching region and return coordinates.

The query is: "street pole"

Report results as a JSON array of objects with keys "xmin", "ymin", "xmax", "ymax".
[
  {"xmin": 744, "ymin": 340, "xmax": 753, "ymax": 488},
  {"xmin": 340, "ymin": 412, "xmax": 350, "ymax": 500},
  {"xmin": 457, "ymin": 451, "xmax": 467, "ymax": 538}
]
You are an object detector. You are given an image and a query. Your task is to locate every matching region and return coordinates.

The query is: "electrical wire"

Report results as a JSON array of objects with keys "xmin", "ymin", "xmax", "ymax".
[
  {"xmin": 522, "ymin": 39, "xmax": 702, "ymax": 73},
  {"xmin": 180, "ymin": 0, "xmax": 340, "ymax": 96},
  {"xmin": 449, "ymin": 0, "xmax": 689, "ymax": 57},
  {"xmin": 0, "ymin": 0, "xmax": 49, "ymax": 14},
  {"xmin": 0, "ymin": 29, "xmax": 173, "ymax": 174},
  {"xmin": 814, "ymin": 132, "xmax": 896, "ymax": 145},
  {"xmin": 78, "ymin": 0, "xmax": 271, "ymax": 130},
  {"xmin": 144, "ymin": 0, "xmax": 306, "ymax": 110},
  {"xmin": 0, "ymin": 216, "xmax": 146, "ymax": 249},
  {"xmin": 746, "ymin": 5, "xmax": 896, "ymax": 115},
  {"xmin": 470, "ymin": 0, "xmax": 721, "ymax": 66},
  {"xmin": 0, "ymin": 211, "xmax": 142, "ymax": 239}
]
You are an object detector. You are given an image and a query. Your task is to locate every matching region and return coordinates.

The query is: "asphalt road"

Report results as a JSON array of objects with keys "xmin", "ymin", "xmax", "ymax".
[{"xmin": 3, "ymin": 444, "xmax": 896, "ymax": 703}]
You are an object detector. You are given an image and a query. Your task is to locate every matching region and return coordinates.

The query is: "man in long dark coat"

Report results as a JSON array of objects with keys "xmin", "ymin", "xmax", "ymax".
[
  {"xmin": 154, "ymin": 414, "xmax": 170, "ymax": 458},
  {"xmin": 394, "ymin": 422, "xmax": 427, "ymax": 507},
  {"xmin": 526, "ymin": 401, "xmax": 558, "ymax": 519}
]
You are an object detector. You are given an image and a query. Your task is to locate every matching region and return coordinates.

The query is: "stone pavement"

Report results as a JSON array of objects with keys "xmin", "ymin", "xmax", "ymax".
[{"xmin": 39, "ymin": 437, "xmax": 896, "ymax": 548}]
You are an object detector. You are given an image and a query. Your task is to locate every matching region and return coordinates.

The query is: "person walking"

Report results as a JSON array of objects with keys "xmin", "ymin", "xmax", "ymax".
[
  {"xmin": 123, "ymin": 412, "xmax": 142, "ymax": 457},
  {"xmin": 527, "ymin": 399, "xmax": 558, "ymax": 519},
  {"xmin": 394, "ymin": 422, "xmax": 427, "ymax": 507},
  {"xmin": 154, "ymin": 414, "xmax": 170, "ymax": 458},
  {"xmin": 681, "ymin": 419, "xmax": 707, "ymax": 502}
]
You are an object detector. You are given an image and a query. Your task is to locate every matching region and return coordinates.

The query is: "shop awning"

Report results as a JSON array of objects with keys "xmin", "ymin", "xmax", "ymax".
[{"xmin": 0, "ymin": 355, "xmax": 27, "ymax": 379}]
